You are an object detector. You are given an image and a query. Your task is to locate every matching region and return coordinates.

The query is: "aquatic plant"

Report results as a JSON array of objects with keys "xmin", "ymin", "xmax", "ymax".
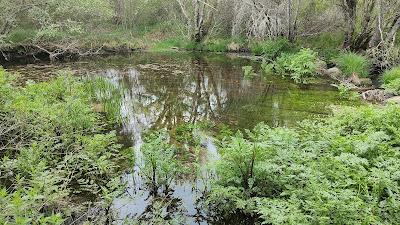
[
  {"xmin": 206, "ymin": 104, "xmax": 400, "ymax": 224},
  {"xmin": 0, "ymin": 69, "xmax": 127, "ymax": 223},
  {"xmin": 141, "ymin": 130, "xmax": 182, "ymax": 195},
  {"xmin": 274, "ymin": 48, "xmax": 318, "ymax": 84},
  {"xmin": 242, "ymin": 66, "xmax": 256, "ymax": 79}
]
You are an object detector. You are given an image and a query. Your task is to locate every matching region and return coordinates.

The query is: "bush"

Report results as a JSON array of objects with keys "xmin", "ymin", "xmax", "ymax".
[
  {"xmin": 0, "ymin": 69, "xmax": 127, "ymax": 223},
  {"xmin": 4, "ymin": 28, "xmax": 37, "ymax": 43},
  {"xmin": 381, "ymin": 66, "xmax": 400, "ymax": 95},
  {"xmin": 208, "ymin": 104, "xmax": 400, "ymax": 224},
  {"xmin": 204, "ymin": 39, "xmax": 230, "ymax": 52},
  {"xmin": 250, "ymin": 38, "xmax": 293, "ymax": 59},
  {"xmin": 297, "ymin": 32, "xmax": 343, "ymax": 63},
  {"xmin": 335, "ymin": 52, "xmax": 371, "ymax": 78},
  {"xmin": 141, "ymin": 130, "xmax": 182, "ymax": 195},
  {"xmin": 383, "ymin": 79, "xmax": 400, "ymax": 95},
  {"xmin": 242, "ymin": 66, "xmax": 256, "ymax": 79},
  {"xmin": 274, "ymin": 48, "xmax": 318, "ymax": 84},
  {"xmin": 382, "ymin": 66, "xmax": 400, "ymax": 84}
]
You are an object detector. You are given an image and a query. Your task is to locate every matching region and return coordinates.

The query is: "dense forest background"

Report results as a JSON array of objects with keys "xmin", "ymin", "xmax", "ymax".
[{"xmin": 1, "ymin": 0, "xmax": 399, "ymax": 63}]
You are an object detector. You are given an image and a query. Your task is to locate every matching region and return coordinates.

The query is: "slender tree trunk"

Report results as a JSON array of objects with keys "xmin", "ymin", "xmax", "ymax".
[
  {"xmin": 287, "ymin": 0, "xmax": 295, "ymax": 42},
  {"xmin": 193, "ymin": 0, "xmax": 204, "ymax": 43},
  {"xmin": 369, "ymin": 0, "xmax": 383, "ymax": 48},
  {"xmin": 342, "ymin": 0, "xmax": 357, "ymax": 49},
  {"xmin": 385, "ymin": 15, "xmax": 400, "ymax": 44}
]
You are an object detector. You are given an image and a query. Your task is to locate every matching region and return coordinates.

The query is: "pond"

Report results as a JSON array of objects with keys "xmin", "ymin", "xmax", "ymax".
[{"xmin": 5, "ymin": 52, "xmax": 359, "ymax": 224}]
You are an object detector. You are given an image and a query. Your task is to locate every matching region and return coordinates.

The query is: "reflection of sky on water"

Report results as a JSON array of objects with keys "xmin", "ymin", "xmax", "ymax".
[{"xmin": 7, "ymin": 52, "xmax": 358, "ymax": 224}]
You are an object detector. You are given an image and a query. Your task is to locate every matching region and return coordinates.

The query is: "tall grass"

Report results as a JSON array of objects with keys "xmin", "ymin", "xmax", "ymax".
[
  {"xmin": 335, "ymin": 52, "xmax": 371, "ymax": 78},
  {"xmin": 382, "ymin": 66, "xmax": 400, "ymax": 94},
  {"xmin": 382, "ymin": 66, "xmax": 400, "ymax": 84},
  {"xmin": 250, "ymin": 38, "xmax": 294, "ymax": 59}
]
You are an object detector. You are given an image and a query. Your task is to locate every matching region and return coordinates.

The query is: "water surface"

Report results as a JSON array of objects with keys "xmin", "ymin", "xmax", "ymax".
[{"xmin": 6, "ymin": 52, "xmax": 359, "ymax": 224}]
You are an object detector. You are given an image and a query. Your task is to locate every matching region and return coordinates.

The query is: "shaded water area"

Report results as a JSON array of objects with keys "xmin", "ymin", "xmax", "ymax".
[{"xmin": 6, "ymin": 52, "xmax": 359, "ymax": 224}]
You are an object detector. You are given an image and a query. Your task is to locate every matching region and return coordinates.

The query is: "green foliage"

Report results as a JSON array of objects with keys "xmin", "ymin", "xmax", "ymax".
[
  {"xmin": 250, "ymin": 38, "xmax": 293, "ymax": 59},
  {"xmin": 4, "ymin": 29, "xmax": 37, "ymax": 43},
  {"xmin": 141, "ymin": 130, "xmax": 182, "ymax": 195},
  {"xmin": 1, "ymin": 0, "xmax": 113, "ymax": 45},
  {"xmin": 335, "ymin": 52, "xmax": 371, "ymax": 78},
  {"xmin": 207, "ymin": 104, "xmax": 400, "ymax": 224},
  {"xmin": 297, "ymin": 32, "xmax": 343, "ymax": 63},
  {"xmin": 261, "ymin": 61, "xmax": 274, "ymax": 77},
  {"xmin": 337, "ymin": 84, "xmax": 360, "ymax": 100},
  {"xmin": 151, "ymin": 37, "xmax": 192, "ymax": 51},
  {"xmin": 204, "ymin": 39, "xmax": 230, "ymax": 52},
  {"xmin": 382, "ymin": 66, "xmax": 400, "ymax": 84},
  {"xmin": 242, "ymin": 66, "xmax": 256, "ymax": 79},
  {"xmin": 381, "ymin": 63, "xmax": 400, "ymax": 94},
  {"xmin": 383, "ymin": 78, "xmax": 400, "ymax": 95},
  {"xmin": 274, "ymin": 48, "xmax": 318, "ymax": 84},
  {"xmin": 0, "ymin": 69, "xmax": 126, "ymax": 223}
]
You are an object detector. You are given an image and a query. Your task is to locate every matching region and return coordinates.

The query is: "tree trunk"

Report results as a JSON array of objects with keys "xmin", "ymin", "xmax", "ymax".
[
  {"xmin": 193, "ymin": 0, "xmax": 205, "ymax": 43},
  {"xmin": 287, "ymin": 0, "xmax": 295, "ymax": 42},
  {"xmin": 385, "ymin": 15, "xmax": 400, "ymax": 44},
  {"xmin": 369, "ymin": 0, "xmax": 383, "ymax": 48},
  {"xmin": 342, "ymin": 0, "xmax": 357, "ymax": 49}
]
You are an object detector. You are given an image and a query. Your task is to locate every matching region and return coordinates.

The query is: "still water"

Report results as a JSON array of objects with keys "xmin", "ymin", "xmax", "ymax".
[{"xmin": 6, "ymin": 52, "xmax": 359, "ymax": 224}]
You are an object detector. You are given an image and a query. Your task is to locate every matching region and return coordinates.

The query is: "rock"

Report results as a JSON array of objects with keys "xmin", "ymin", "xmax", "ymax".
[
  {"xmin": 362, "ymin": 89, "xmax": 387, "ymax": 102},
  {"xmin": 316, "ymin": 60, "xmax": 328, "ymax": 75},
  {"xmin": 349, "ymin": 73, "xmax": 361, "ymax": 86},
  {"xmin": 359, "ymin": 78, "xmax": 373, "ymax": 87},
  {"xmin": 324, "ymin": 67, "xmax": 343, "ymax": 81},
  {"xmin": 386, "ymin": 96, "xmax": 400, "ymax": 104},
  {"xmin": 227, "ymin": 42, "xmax": 240, "ymax": 52}
]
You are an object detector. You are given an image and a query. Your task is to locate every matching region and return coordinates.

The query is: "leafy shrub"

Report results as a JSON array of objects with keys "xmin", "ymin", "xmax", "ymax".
[
  {"xmin": 242, "ymin": 66, "xmax": 256, "ymax": 79},
  {"xmin": 261, "ymin": 61, "xmax": 274, "ymax": 76},
  {"xmin": 274, "ymin": 48, "xmax": 318, "ymax": 84},
  {"xmin": 381, "ymin": 66, "xmax": 400, "ymax": 94},
  {"xmin": 297, "ymin": 32, "xmax": 343, "ymax": 63},
  {"xmin": 204, "ymin": 39, "xmax": 230, "ymax": 52},
  {"xmin": 383, "ymin": 78, "xmax": 400, "ymax": 95},
  {"xmin": 4, "ymin": 28, "xmax": 37, "ymax": 43},
  {"xmin": 335, "ymin": 52, "xmax": 371, "ymax": 78},
  {"xmin": 0, "ymin": 69, "xmax": 127, "ymax": 223},
  {"xmin": 337, "ymin": 84, "xmax": 360, "ymax": 100},
  {"xmin": 382, "ymin": 66, "xmax": 400, "ymax": 85},
  {"xmin": 207, "ymin": 104, "xmax": 400, "ymax": 224},
  {"xmin": 250, "ymin": 38, "xmax": 293, "ymax": 59},
  {"xmin": 141, "ymin": 130, "xmax": 182, "ymax": 195}
]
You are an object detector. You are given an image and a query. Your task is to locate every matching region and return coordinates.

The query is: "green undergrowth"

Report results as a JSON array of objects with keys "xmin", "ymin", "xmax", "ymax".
[
  {"xmin": 382, "ymin": 66, "xmax": 400, "ymax": 95},
  {"xmin": 297, "ymin": 33, "xmax": 344, "ymax": 64},
  {"xmin": 260, "ymin": 48, "xmax": 319, "ymax": 84},
  {"xmin": 0, "ymin": 68, "xmax": 129, "ymax": 224},
  {"xmin": 335, "ymin": 52, "xmax": 371, "ymax": 78},
  {"xmin": 208, "ymin": 104, "xmax": 400, "ymax": 224}
]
